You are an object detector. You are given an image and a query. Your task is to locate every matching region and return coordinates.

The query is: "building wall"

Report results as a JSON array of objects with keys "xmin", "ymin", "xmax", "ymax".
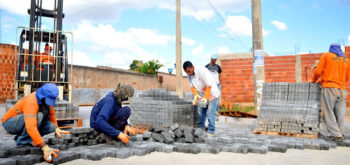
[{"xmin": 0, "ymin": 44, "xmax": 17, "ymax": 103}]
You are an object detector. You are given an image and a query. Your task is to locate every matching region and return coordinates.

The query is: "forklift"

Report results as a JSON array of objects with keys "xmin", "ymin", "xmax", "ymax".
[
  {"xmin": 13, "ymin": 0, "xmax": 81, "ymax": 128},
  {"xmin": 15, "ymin": 0, "xmax": 72, "ymax": 101}
]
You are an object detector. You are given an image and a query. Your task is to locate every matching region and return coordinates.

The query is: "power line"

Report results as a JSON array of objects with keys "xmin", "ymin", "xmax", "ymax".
[
  {"xmin": 205, "ymin": 0, "xmax": 250, "ymax": 50},
  {"xmin": 181, "ymin": 0, "xmax": 225, "ymax": 47}
]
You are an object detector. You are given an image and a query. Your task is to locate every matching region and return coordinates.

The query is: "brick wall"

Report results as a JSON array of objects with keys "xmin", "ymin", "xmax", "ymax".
[{"xmin": 0, "ymin": 44, "xmax": 17, "ymax": 103}]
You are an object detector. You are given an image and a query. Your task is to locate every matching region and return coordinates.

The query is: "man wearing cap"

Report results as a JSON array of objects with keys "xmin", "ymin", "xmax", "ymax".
[
  {"xmin": 35, "ymin": 43, "xmax": 55, "ymax": 70},
  {"xmin": 312, "ymin": 43, "xmax": 350, "ymax": 142},
  {"xmin": 90, "ymin": 84, "xmax": 136, "ymax": 144},
  {"xmin": 183, "ymin": 61, "xmax": 220, "ymax": 136},
  {"xmin": 2, "ymin": 83, "xmax": 70, "ymax": 162},
  {"xmin": 205, "ymin": 54, "xmax": 222, "ymax": 116}
]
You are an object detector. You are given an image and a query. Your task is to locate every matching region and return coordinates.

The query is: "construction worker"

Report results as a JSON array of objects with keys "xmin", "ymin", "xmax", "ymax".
[
  {"xmin": 205, "ymin": 54, "xmax": 222, "ymax": 117},
  {"xmin": 1, "ymin": 83, "xmax": 70, "ymax": 163},
  {"xmin": 312, "ymin": 43, "xmax": 350, "ymax": 142},
  {"xmin": 35, "ymin": 43, "xmax": 55, "ymax": 70},
  {"xmin": 183, "ymin": 61, "xmax": 220, "ymax": 136},
  {"xmin": 90, "ymin": 84, "xmax": 136, "ymax": 144}
]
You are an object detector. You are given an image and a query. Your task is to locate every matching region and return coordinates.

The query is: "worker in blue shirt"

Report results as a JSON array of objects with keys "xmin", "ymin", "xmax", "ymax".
[{"xmin": 90, "ymin": 84, "xmax": 136, "ymax": 143}]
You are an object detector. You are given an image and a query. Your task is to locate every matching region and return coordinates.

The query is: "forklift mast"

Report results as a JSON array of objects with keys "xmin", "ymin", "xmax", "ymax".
[{"xmin": 15, "ymin": 0, "xmax": 73, "ymax": 101}]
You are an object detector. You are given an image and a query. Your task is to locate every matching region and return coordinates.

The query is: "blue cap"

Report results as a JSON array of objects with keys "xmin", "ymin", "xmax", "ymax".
[
  {"xmin": 211, "ymin": 54, "xmax": 217, "ymax": 59},
  {"xmin": 329, "ymin": 43, "xmax": 346, "ymax": 57},
  {"xmin": 36, "ymin": 83, "xmax": 59, "ymax": 106}
]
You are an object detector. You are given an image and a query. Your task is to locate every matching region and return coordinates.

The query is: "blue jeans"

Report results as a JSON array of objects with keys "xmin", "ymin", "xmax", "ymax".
[
  {"xmin": 197, "ymin": 98, "xmax": 219, "ymax": 134},
  {"xmin": 3, "ymin": 112, "xmax": 56, "ymax": 146}
]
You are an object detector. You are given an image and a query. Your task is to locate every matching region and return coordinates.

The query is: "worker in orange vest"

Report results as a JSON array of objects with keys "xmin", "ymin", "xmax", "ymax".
[
  {"xmin": 35, "ymin": 43, "xmax": 55, "ymax": 70},
  {"xmin": 2, "ymin": 83, "xmax": 70, "ymax": 162},
  {"xmin": 312, "ymin": 43, "xmax": 350, "ymax": 142}
]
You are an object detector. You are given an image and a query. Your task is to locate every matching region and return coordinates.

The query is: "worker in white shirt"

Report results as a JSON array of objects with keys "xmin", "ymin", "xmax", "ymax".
[{"xmin": 183, "ymin": 61, "xmax": 220, "ymax": 136}]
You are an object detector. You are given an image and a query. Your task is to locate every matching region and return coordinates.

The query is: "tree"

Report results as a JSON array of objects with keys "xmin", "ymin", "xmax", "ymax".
[
  {"xmin": 130, "ymin": 60, "xmax": 163, "ymax": 75},
  {"xmin": 129, "ymin": 60, "xmax": 143, "ymax": 71}
]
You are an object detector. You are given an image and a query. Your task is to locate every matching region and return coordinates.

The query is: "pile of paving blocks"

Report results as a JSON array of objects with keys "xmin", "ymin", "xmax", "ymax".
[
  {"xmin": 5, "ymin": 99, "xmax": 79, "ymax": 119},
  {"xmin": 130, "ymin": 88, "xmax": 197, "ymax": 128},
  {"xmin": 47, "ymin": 127, "xmax": 104, "ymax": 150},
  {"xmin": 256, "ymin": 82, "xmax": 321, "ymax": 135},
  {"xmin": 141, "ymin": 123, "xmax": 207, "ymax": 144}
]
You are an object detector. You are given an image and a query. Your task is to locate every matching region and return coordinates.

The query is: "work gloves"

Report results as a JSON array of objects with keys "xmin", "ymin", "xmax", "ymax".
[
  {"xmin": 42, "ymin": 145, "xmax": 60, "ymax": 163},
  {"xmin": 118, "ymin": 133, "xmax": 130, "ymax": 143},
  {"xmin": 55, "ymin": 128, "xmax": 70, "ymax": 139},
  {"xmin": 193, "ymin": 95, "xmax": 201, "ymax": 105},
  {"xmin": 124, "ymin": 125, "xmax": 136, "ymax": 136}
]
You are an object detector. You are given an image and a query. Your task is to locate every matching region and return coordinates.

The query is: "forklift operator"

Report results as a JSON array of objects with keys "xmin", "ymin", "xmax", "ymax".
[
  {"xmin": 35, "ymin": 43, "xmax": 55, "ymax": 70},
  {"xmin": 1, "ymin": 83, "xmax": 70, "ymax": 163}
]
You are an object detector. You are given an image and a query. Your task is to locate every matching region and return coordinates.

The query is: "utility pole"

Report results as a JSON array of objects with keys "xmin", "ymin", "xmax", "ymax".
[
  {"xmin": 176, "ymin": 0, "xmax": 184, "ymax": 98},
  {"xmin": 251, "ymin": 0, "xmax": 264, "ymax": 112}
]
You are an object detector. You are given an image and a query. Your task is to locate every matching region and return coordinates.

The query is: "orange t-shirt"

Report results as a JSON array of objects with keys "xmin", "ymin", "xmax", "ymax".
[
  {"xmin": 2, "ymin": 92, "xmax": 58, "ymax": 146},
  {"xmin": 312, "ymin": 52, "xmax": 350, "ymax": 89}
]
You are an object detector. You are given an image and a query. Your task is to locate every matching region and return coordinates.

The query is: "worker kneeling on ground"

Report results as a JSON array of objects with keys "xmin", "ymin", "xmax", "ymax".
[
  {"xmin": 312, "ymin": 43, "xmax": 350, "ymax": 142},
  {"xmin": 90, "ymin": 84, "xmax": 136, "ymax": 144},
  {"xmin": 1, "ymin": 83, "xmax": 70, "ymax": 162}
]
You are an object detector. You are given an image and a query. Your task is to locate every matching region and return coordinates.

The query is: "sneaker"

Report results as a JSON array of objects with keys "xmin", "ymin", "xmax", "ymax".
[
  {"xmin": 207, "ymin": 133, "xmax": 215, "ymax": 137},
  {"xmin": 334, "ymin": 136, "xmax": 344, "ymax": 142}
]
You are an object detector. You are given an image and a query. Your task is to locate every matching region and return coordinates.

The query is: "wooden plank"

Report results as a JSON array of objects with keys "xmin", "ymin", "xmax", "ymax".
[{"xmin": 253, "ymin": 130, "xmax": 318, "ymax": 139}]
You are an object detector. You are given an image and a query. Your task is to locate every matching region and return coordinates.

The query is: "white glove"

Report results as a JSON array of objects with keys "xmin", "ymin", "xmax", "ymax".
[
  {"xmin": 200, "ymin": 98, "xmax": 208, "ymax": 104},
  {"xmin": 193, "ymin": 95, "xmax": 201, "ymax": 105}
]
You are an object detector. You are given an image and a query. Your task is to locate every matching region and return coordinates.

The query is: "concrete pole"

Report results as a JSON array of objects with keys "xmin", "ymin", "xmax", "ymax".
[
  {"xmin": 252, "ymin": 0, "xmax": 264, "ymax": 112},
  {"xmin": 295, "ymin": 54, "xmax": 302, "ymax": 82},
  {"xmin": 176, "ymin": 0, "xmax": 184, "ymax": 98}
]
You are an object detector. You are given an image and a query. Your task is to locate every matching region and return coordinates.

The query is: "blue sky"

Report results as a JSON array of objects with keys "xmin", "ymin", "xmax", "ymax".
[{"xmin": 0, "ymin": 0, "xmax": 349, "ymax": 73}]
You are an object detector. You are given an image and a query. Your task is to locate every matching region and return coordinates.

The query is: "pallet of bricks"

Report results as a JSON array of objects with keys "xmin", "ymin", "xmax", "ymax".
[
  {"xmin": 254, "ymin": 82, "xmax": 321, "ymax": 138},
  {"xmin": 130, "ymin": 88, "xmax": 197, "ymax": 129}
]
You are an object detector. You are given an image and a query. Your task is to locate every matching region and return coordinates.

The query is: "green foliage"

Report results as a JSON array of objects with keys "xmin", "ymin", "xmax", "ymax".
[
  {"xmin": 129, "ymin": 60, "xmax": 143, "ymax": 71},
  {"xmin": 130, "ymin": 59, "xmax": 163, "ymax": 75}
]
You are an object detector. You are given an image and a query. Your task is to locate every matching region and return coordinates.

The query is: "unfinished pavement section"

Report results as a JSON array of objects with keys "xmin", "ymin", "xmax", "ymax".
[{"xmin": 1, "ymin": 105, "xmax": 350, "ymax": 164}]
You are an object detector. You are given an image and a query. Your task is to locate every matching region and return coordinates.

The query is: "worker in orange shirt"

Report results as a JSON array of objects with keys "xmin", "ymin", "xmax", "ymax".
[
  {"xmin": 35, "ymin": 43, "xmax": 55, "ymax": 70},
  {"xmin": 2, "ymin": 83, "xmax": 70, "ymax": 162},
  {"xmin": 312, "ymin": 43, "xmax": 350, "ymax": 142}
]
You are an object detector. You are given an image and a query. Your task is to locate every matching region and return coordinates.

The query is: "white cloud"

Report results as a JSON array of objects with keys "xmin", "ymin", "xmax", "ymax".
[
  {"xmin": 182, "ymin": 37, "xmax": 196, "ymax": 46},
  {"xmin": 217, "ymin": 46, "xmax": 230, "ymax": 54},
  {"xmin": 271, "ymin": 20, "xmax": 287, "ymax": 31},
  {"xmin": 192, "ymin": 43, "xmax": 204, "ymax": 56},
  {"xmin": 221, "ymin": 16, "xmax": 252, "ymax": 36},
  {"xmin": 71, "ymin": 21, "xmax": 186, "ymax": 69},
  {"xmin": 348, "ymin": 35, "xmax": 350, "ymax": 45},
  {"xmin": 70, "ymin": 51, "xmax": 94, "ymax": 66},
  {"xmin": 220, "ymin": 15, "xmax": 270, "ymax": 37}
]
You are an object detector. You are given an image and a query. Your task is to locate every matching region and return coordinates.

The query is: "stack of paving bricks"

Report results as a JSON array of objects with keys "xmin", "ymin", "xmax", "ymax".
[
  {"xmin": 130, "ymin": 88, "xmax": 197, "ymax": 128},
  {"xmin": 256, "ymin": 82, "xmax": 321, "ymax": 135},
  {"xmin": 5, "ymin": 99, "xmax": 79, "ymax": 119}
]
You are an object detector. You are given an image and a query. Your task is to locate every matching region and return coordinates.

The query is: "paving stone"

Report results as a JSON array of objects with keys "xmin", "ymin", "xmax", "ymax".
[
  {"xmin": 268, "ymin": 144, "xmax": 287, "ymax": 153},
  {"xmin": 143, "ymin": 132, "xmax": 152, "ymax": 139},
  {"xmin": 152, "ymin": 133, "xmax": 164, "ymax": 143},
  {"xmin": 115, "ymin": 149, "xmax": 131, "ymax": 159},
  {"xmin": 8, "ymin": 147, "xmax": 30, "ymax": 155},
  {"xmin": 0, "ymin": 157, "xmax": 17, "ymax": 165},
  {"xmin": 136, "ymin": 134, "xmax": 143, "ymax": 141},
  {"xmin": 170, "ymin": 124, "xmax": 179, "ymax": 132},
  {"xmin": 161, "ymin": 132, "xmax": 174, "ymax": 144},
  {"xmin": 193, "ymin": 137, "xmax": 205, "ymax": 143},
  {"xmin": 30, "ymin": 147, "xmax": 42, "ymax": 155},
  {"xmin": 174, "ymin": 129, "xmax": 183, "ymax": 138}
]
